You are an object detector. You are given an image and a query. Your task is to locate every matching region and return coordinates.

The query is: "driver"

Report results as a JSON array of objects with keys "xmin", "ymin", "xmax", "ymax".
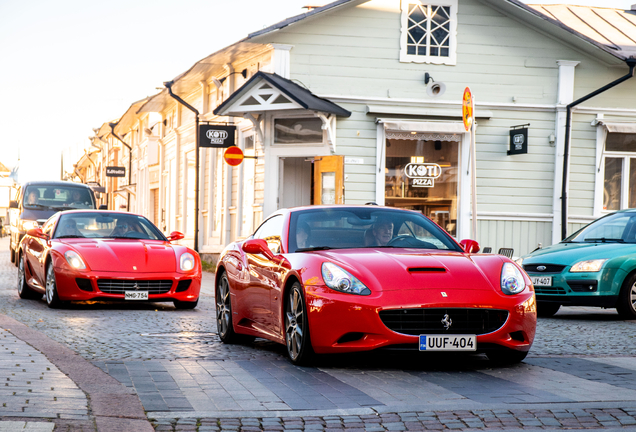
[
  {"xmin": 110, "ymin": 219, "xmax": 134, "ymax": 237},
  {"xmin": 26, "ymin": 191, "xmax": 39, "ymax": 205},
  {"xmin": 370, "ymin": 218, "xmax": 394, "ymax": 246}
]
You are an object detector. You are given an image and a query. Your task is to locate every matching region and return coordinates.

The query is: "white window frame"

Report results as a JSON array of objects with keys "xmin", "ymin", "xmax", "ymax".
[
  {"xmin": 594, "ymin": 127, "xmax": 636, "ymax": 216},
  {"xmin": 400, "ymin": 0, "xmax": 458, "ymax": 65}
]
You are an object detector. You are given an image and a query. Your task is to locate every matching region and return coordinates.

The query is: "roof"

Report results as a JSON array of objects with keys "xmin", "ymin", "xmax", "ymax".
[
  {"xmin": 213, "ymin": 71, "xmax": 351, "ymax": 117},
  {"xmin": 0, "ymin": 162, "xmax": 10, "ymax": 173},
  {"xmin": 112, "ymin": 98, "xmax": 150, "ymax": 136},
  {"xmin": 527, "ymin": 3, "xmax": 636, "ymax": 61}
]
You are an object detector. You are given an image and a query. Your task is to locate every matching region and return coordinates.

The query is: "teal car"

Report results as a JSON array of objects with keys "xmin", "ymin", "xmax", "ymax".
[{"xmin": 517, "ymin": 209, "xmax": 636, "ymax": 319}]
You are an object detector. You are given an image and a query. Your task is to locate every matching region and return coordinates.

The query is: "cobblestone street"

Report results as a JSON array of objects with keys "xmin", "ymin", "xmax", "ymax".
[{"xmin": 2, "ymin": 236, "xmax": 636, "ymax": 430}]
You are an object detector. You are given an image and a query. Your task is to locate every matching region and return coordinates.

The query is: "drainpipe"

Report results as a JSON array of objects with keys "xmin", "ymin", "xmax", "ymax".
[
  {"xmin": 164, "ymin": 80, "xmax": 200, "ymax": 252},
  {"xmin": 109, "ymin": 122, "xmax": 133, "ymax": 212},
  {"xmin": 561, "ymin": 60, "xmax": 636, "ymax": 240}
]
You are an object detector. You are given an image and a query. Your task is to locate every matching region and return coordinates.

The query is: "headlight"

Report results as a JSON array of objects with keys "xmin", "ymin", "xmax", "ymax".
[
  {"xmin": 321, "ymin": 262, "xmax": 371, "ymax": 295},
  {"xmin": 22, "ymin": 220, "xmax": 38, "ymax": 231},
  {"xmin": 501, "ymin": 262, "xmax": 526, "ymax": 295},
  {"xmin": 64, "ymin": 250, "xmax": 86, "ymax": 270},
  {"xmin": 180, "ymin": 253, "xmax": 196, "ymax": 271},
  {"xmin": 570, "ymin": 259, "xmax": 607, "ymax": 272},
  {"xmin": 514, "ymin": 257, "xmax": 524, "ymax": 266}
]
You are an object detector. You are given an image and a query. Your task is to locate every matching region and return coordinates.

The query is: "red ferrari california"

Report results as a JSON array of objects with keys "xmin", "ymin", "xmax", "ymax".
[
  {"xmin": 216, "ymin": 205, "xmax": 536, "ymax": 365},
  {"xmin": 17, "ymin": 210, "xmax": 201, "ymax": 309}
]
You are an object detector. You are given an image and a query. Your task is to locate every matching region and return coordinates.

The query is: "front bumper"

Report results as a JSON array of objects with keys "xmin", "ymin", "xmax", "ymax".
[
  {"xmin": 304, "ymin": 286, "xmax": 536, "ymax": 354},
  {"xmin": 53, "ymin": 267, "xmax": 202, "ymax": 303},
  {"xmin": 526, "ymin": 266, "xmax": 623, "ymax": 308}
]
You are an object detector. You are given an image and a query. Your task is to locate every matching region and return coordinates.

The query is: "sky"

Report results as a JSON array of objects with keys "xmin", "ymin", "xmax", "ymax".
[{"xmin": 1, "ymin": 0, "xmax": 634, "ymax": 183}]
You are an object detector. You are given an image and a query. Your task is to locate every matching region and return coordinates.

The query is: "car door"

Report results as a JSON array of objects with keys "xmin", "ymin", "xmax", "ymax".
[
  {"xmin": 242, "ymin": 215, "xmax": 285, "ymax": 335},
  {"xmin": 25, "ymin": 217, "xmax": 55, "ymax": 288}
]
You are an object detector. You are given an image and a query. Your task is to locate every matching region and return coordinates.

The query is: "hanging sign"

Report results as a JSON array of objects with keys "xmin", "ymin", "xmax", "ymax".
[
  {"xmin": 462, "ymin": 87, "xmax": 474, "ymax": 132},
  {"xmin": 404, "ymin": 162, "xmax": 442, "ymax": 187},
  {"xmin": 199, "ymin": 124, "xmax": 236, "ymax": 148},
  {"xmin": 223, "ymin": 146, "xmax": 244, "ymax": 166},
  {"xmin": 106, "ymin": 166, "xmax": 126, "ymax": 177},
  {"xmin": 508, "ymin": 124, "xmax": 529, "ymax": 155}
]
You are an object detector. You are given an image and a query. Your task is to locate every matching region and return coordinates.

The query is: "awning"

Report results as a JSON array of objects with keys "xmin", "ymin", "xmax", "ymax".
[
  {"xmin": 597, "ymin": 121, "xmax": 636, "ymax": 134},
  {"xmin": 379, "ymin": 120, "xmax": 467, "ymax": 134},
  {"xmin": 214, "ymin": 71, "xmax": 351, "ymax": 118}
]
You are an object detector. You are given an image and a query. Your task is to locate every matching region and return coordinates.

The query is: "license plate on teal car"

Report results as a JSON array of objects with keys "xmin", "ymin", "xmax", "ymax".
[
  {"xmin": 419, "ymin": 335, "xmax": 476, "ymax": 351},
  {"xmin": 531, "ymin": 276, "xmax": 552, "ymax": 286}
]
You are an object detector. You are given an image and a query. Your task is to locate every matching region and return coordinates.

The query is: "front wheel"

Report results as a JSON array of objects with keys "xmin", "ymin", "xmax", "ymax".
[
  {"xmin": 285, "ymin": 282, "xmax": 314, "ymax": 365},
  {"xmin": 216, "ymin": 272, "xmax": 242, "ymax": 343},
  {"xmin": 617, "ymin": 274, "xmax": 636, "ymax": 319},
  {"xmin": 537, "ymin": 302, "xmax": 560, "ymax": 317},
  {"xmin": 173, "ymin": 299, "xmax": 198, "ymax": 310},
  {"xmin": 45, "ymin": 263, "xmax": 64, "ymax": 309},
  {"xmin": 17, "ymin": 254, "xmax": 42, "ymax": 300},
  {"xmin": 486, "ymin": 349, "xmax": 528, "ymax": 365}
]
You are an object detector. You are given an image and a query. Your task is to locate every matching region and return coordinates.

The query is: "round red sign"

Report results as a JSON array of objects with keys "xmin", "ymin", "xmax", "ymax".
[{"xmin": 223, "ymin": 146, "xmax": 244, "ymax": 166}]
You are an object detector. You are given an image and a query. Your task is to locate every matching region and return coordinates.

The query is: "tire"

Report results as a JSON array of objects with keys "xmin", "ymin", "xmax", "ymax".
[
  {"xmin": 173, "ymin": 298, "xmax": 198, "ymax": 310},
  {"xmin": 486, "ymin": 349, "xmax": 528, "ymax": 365},
  {"xmin": 216, "ymin": 272, "xmax": 241, "ymax": 343},
  {"xmin": 10, "ymin": 247, "xmax": 16, "ymax": 264},
  {"xmin": 537, "ymin": 302, "xmax": 561, "ymax": 317},
  {"xmin": 45, "ymin": 263, "xmax": 64, "ymax": 309},
  {"xmin": 17, "ymin": 254, "xmax": 42, "ymax": 300},
  {"xmin": 617, "ymin": 273, "xmax": 636, "ymax": 319},
  {"xmin": 285, "ymin": 282, "xmax": 314, "ymax": 365}
]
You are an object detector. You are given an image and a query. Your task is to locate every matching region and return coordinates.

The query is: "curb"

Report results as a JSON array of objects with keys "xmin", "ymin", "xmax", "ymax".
[{"xmin": 0, "ymin": 314, "xmax": 154, "ymax": 432}]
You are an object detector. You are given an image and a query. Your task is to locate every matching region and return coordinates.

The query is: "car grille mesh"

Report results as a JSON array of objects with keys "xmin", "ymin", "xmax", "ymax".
[
  {"xmin": 523, "ymin": 264, "xmax": 566, "ymax": 273},
  {"xmin": 534, "ymin": 286, "xmax": 567, "ymax": 295},
  {"xmin": 96, "ymin": 279, "xmax": 173, "ymax": 294},
  {"xmin": 379, "ymin": 308, "xmax": 509, "ymax": 335}
]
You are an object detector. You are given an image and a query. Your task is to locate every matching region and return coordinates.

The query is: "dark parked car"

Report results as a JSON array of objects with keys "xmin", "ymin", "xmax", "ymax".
[{"xmin": 9, "ymin": 181, "xmax": 100, "ymax": 266}]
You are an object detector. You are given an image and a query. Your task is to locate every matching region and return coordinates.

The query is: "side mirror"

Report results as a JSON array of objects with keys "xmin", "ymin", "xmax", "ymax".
[
  {"xmin": 99, "ymin": 205, "xmax": 108, "ymax": 210},
  {"xmin": 460, "ymin": 239, "xmax": 480, "ymax": 253},
  {"xmin": 9, "ymin": 200, "xmax": 18, "ymax": 209},
  {"xmin": 167, "ymin": 231, "xmax": 184, "ymax": 241},
  {"xmin": 242, "ymin": 239, "xmax": 291, "ymax": 268},
  {"xmin": 27, "ymin": 228, "xmax": 48, "ymax": 240}
]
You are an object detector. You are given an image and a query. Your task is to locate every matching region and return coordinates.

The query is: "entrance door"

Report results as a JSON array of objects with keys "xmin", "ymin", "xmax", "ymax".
[
  {"xmin": 279, "ymin": 157, "xmax": 312, "ymax": 209},
  {"xmin": 314, "ymin": 155, "xmax": 344, "ymax": 205}
]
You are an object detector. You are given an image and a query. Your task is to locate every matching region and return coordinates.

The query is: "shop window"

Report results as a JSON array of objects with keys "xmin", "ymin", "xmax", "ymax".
[
  {"xmin": 385, "ymin": 132, "xmax": 460, "ymax": 236},
  {"xmin": 603, "ymin": 133, "xmax": 636, "ymax": 211},
  {"xmin": 274, "ymin": 118, "xmax": 323, "ymax": 144},
  {"xmin": 400, "ymin": 0, "xmax": 457, "ymax": 65}
]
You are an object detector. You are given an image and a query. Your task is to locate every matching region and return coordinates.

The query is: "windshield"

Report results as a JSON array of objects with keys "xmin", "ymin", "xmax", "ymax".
[
  {"xmin": 288, "ymin": 208, "xmax": 462, "ymax": 253},
  {"xmin": 53, "ymin": 213, "xmax": 166, "ymax": 240},
  {"xmin": 24, "ymin": 185, "xmax": 95, "ymax": 210},
  {"xmin": 564, "ymin": 212, "xmax": 636, "ymax": 243}
]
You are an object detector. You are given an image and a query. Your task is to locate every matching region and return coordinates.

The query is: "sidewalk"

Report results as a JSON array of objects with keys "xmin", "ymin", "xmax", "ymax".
[{"xmin": 0, "ymin": 314, "xmax": 153, "ymax": 432}]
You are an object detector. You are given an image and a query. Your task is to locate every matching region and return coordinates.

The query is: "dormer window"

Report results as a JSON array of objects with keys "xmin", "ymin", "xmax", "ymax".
[{"xmin": 400, "ymin": 0, "xmax": 457, "ymax": 65}]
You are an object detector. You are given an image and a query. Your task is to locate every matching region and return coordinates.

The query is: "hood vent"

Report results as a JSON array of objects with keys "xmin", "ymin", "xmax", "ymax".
[{"xmin": 408, "ymin": 267, "xmax": 446, "ymax": 273}]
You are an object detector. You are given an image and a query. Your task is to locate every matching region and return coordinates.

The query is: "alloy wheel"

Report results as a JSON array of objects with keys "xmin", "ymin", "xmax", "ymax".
[
  {"xmin": 45, "ymin": 264, "xmax": 56, "ymax": 305},
  {"xmin": 216, "ymin": 275, "xmax": 231, "ymax": 338},
  {"xmin": 630, "ymin": 281, "xmax": 636, "ymax": 313},
  {"xmin": 17, "ymin": 256, "xmax": 25, "ymax": 295},
  {"xmin": 285, "ymin": 287, "xmax": 304, "ymax": 361}
]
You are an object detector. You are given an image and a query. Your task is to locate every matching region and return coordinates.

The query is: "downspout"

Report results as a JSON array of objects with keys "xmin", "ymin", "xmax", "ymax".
[
  {"xmin": 109, "ymin": 122, "xmax": 133, "ymax": 212},
  {"xmin": 561, "ymin": 60, "xmax": 636, "ymax": 240},
  {"xmin": 164, "ymin": 80, "xmax": 200, "ymax": 252}
]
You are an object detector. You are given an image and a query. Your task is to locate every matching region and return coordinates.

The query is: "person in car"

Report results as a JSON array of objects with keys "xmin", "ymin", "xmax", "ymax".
[
  {"xmin": 296, "ymin": 222, "xmax": 311, "ymax": 249},
  {"xmin": 365, "ymin": 218, "xmax": 394, "ymax": 246},
  {"xmin": 26, "ymin": 191, "xmax": 39, "ymax": 205},
  {"xmin": 57, "ymin": 219, "xmax": 82, "ymax": 237},
  {"xmin": 110, "ymin": 219, "xmax": 135, "ymax": 237}
]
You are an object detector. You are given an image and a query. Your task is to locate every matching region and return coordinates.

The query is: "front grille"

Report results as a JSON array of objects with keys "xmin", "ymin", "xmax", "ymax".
[
  {"xmin": 535, "ymin": 286, "xmax": 567, "ymax": 295},
  {"xmin": 96, "ymin": 279, "xmax": 173, "ymax": 294},
  {"xmin": 379, "ymin": 308, "xmax": 508, "ymax": 336},
  {"xmin": 523, "ymin": 264, "xmax": 566, "ymax": 273}
]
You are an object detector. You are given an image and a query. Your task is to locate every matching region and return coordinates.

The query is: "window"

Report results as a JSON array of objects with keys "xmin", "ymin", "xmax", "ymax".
[
  {"xmin": 253, "ymin": 215, "xmax": 284, "ymax": 254},
  {"xmin": 603, "ymin": 133, "xmax": 636, "ymax": 211},
  {"xmin": 400, "ymin": 0, "xmax": 457, "ymax": 65},
  {"xmin": 274, "ymin": 118, "xmax": 323, "ymax": 144}
]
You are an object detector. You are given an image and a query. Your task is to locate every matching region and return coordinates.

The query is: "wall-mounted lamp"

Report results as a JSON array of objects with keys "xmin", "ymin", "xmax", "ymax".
[
  {"xmin": 424, "ymin": 72, "xmax": 446, "ymax": 97},
  {"xmin": 548, "ymin": 133, "xmax": 556, "ymax": 146}
]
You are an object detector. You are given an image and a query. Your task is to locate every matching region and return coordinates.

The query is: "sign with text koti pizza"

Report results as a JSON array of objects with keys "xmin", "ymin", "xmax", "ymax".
[{"xmin": 199, "ymin": 125, "xmax": 236, "ymax": 148}]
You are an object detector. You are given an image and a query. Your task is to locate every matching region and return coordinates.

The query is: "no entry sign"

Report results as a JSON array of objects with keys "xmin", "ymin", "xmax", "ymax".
[{"xmin": 223, "ymin": 146, "xmax": 244, "ymax": 166}]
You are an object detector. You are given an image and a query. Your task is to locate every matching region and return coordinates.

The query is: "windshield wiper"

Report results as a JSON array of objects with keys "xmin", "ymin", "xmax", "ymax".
[
  {"xmin": 584, "ymin": 237, "xmax": 625, "ymax": 243},
  {"xmin": 296, "ymin": 246, "xmax": 334, "ymax": 252},
  {"xmin": 25, "ymin": 204, "xmax": 48, "ymax": 209}
]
